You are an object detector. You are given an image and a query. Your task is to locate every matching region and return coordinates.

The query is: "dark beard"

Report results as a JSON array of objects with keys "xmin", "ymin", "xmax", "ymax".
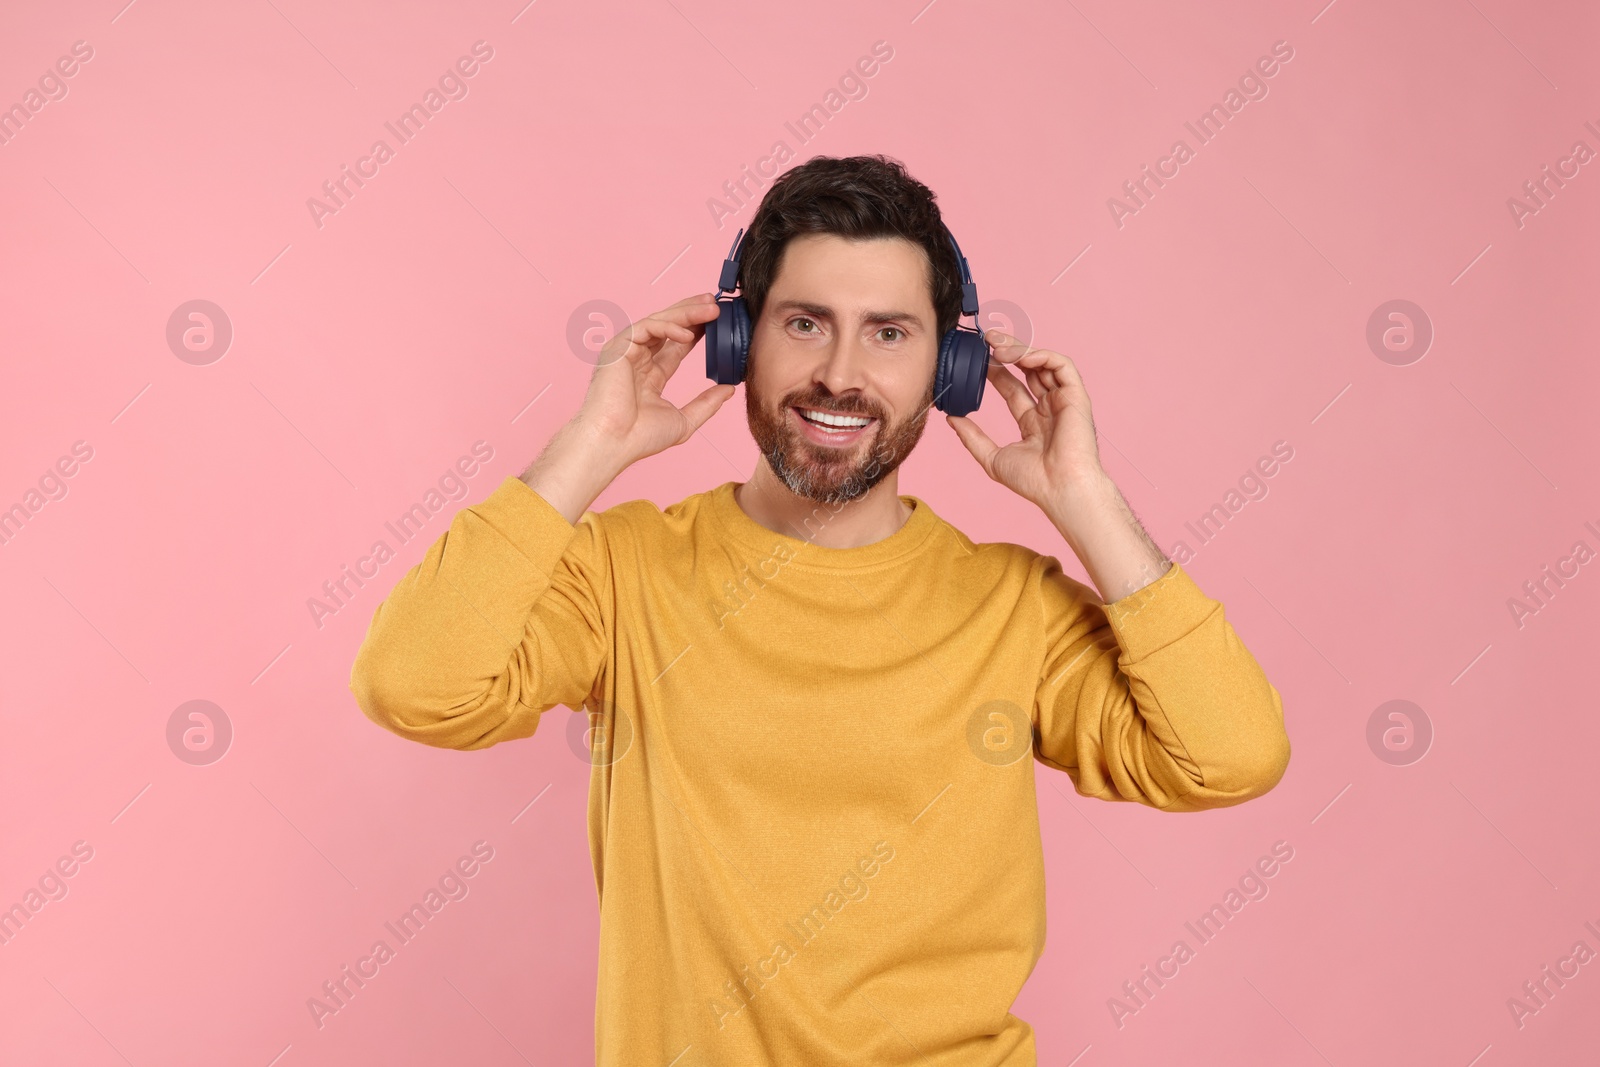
[{"xmin": 745, "ymin": 375, "xmax": 936, "ymax": 507}]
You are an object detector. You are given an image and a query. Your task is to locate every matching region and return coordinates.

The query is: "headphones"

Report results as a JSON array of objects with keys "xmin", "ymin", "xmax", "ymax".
[{"xmin": 704, "ymin": 224, "xmax": 991, "ymax": 418}]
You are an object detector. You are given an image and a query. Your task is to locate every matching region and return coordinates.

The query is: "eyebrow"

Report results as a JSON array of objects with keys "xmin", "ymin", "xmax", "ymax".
[{"xmin": 769, "ymin": 299, "xmax": 926, "ymax": 330}]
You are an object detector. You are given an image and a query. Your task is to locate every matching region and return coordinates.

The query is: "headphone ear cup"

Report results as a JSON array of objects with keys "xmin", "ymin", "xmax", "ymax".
[
  {"xmin": 935, "ymin": 327, "xmax": 989, "ymax": 418},
  {"xmin": 706, "ymin": 295, "xmax": 751, "ymax": 385},
  {"xmin": 934, "ymin": 328, "xmax": 957, "ymax": 414}
]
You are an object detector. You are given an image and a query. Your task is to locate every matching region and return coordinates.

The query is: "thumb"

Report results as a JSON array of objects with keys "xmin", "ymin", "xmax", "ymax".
[
  {"xmin": 946, "ymin": 413, "xmax": 999, "ymax": 477},
  {"xmin": 678, "ymin": 382, "xmax": 738, "ymax": 435}
]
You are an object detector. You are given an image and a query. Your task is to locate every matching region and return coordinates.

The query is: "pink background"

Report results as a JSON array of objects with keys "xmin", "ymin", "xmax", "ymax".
[{"xmin": 2, "ymin": 0, "xmax": 1597, "ymax": 1063}]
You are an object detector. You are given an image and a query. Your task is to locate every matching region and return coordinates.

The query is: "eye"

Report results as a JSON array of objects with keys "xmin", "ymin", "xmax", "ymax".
[
  {"xmin": 790, "ymin": 317, "xmax": 819, "ymax": 334},
  {"xmin": 878, "ymin": 326, "xmax": 904, "ymax": 343}
]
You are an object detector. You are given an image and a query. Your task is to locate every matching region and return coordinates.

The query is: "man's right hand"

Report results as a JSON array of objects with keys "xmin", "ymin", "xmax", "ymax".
[
  {"xmin": 520, "ymin": 294, "xmax": 738, "ymax": 524},
  {"xmin": 576, "ymin": 293, "xmax": 737, "ymax": 466}
]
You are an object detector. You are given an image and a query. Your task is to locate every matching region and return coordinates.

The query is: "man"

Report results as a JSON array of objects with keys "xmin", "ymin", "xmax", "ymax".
[{"xmin": 350, "ymin": 154, "xmax": 1290, "ymax": 1065}]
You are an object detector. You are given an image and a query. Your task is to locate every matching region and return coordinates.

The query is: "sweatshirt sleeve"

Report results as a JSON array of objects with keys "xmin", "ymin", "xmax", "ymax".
[
  {"xmin": 348, "ymin": 475, "xmax": 613, "ymax": 751},
  {"xmin": 1031, "ymin": 557, "xmax": 1290, "ymax": 812}
]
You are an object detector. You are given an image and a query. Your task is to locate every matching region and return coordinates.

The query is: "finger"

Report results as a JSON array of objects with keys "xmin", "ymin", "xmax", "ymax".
[
  {"xmin": 1011, "ymin": 346, "xmax": 1082, "ymax": 396},
  {"xmin": 648, "ymin": 294, "xmax": 722, "ymax": 328},
  {"xmin": 945, "ymin": 413, "xmax": 1001, "ymax": 479},
  {"xmin": 986, "ymin": 360, "xmax": 1040, "ymax": 427},
  {"xmin": 641, "ymin": 297, "xmax": 723, "ymax": 375},
  {"xmin": 675, "ymin": 382, "xmax": 738, "ymax": 439},
  {"xmin": 597, "ymin": 316, "xmax": 689, "ymax": 378},
  {"xmin": 983, "ymin": 329, "xmax": 1049, "ymax": 362},
  {"xmin": 648, "ymin": 312, "xmax": 715, "ymax": 380},
  {"xmin": 1021, "ymin": 366, "xmax": 1053, "ymax": 413},
  {"xmin": 985, "ymin": 329, "xmax": 1073, "ymax": 376}
]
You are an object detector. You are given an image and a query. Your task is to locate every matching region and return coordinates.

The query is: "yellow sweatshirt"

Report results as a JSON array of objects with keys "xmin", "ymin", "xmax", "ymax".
[{"xmin": 349, "ymin": 475, "xmax": 1290, "ymax": 1066}]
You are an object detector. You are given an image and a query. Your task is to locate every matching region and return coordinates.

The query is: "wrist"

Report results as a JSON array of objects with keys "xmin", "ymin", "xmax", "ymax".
[
  {"xmin": 520, "ymin": 419, "xmax": 632, "ymax": 524},
  {"xmin": 1041, "ymin": 467, "xmax": 1119, "ymax": 539}
]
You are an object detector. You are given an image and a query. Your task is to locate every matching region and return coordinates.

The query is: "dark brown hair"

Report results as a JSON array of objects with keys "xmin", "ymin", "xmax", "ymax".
[{"xmin": 737, "ymin": 154, "xmax": 963, "ymax": 344}]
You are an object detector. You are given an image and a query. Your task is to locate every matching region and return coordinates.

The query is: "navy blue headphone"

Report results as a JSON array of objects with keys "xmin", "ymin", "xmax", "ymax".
[{"xmin": 704, "ymin": 224, "xmax": 991, "ymax": 418}]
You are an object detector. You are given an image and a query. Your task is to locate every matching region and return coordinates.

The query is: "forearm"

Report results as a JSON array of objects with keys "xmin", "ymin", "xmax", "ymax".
[
  {"xmin": 519, "ymin": 418, "xmax": 631, "ymax": 524},
  {"xmin": 1042, "ymin": 469, "xmax": 1170, "ymax": 605}
]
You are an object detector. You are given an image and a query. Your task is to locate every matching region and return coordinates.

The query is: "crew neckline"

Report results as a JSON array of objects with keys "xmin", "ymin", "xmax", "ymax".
[{"xmin": 706, "ymin": 481, "xmax": 941, "ymax": 571}]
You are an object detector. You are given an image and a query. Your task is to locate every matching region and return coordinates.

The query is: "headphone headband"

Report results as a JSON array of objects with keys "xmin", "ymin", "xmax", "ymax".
[
  {"xmin": 716, "ymin": 223, "xmax": 978, "ymax": 317},
  {"xmin": 717, "ymin": 228, "xmax": 746, "ymax": 293},
  {"xmin": 942, "ymin": 224, "xmax": 979, "ymax": 317}
]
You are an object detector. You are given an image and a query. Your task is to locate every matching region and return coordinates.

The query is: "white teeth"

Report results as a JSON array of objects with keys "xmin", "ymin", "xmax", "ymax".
[{"xmin": 799, "ymin": 408, "xmax": 871, "ymax": 429}]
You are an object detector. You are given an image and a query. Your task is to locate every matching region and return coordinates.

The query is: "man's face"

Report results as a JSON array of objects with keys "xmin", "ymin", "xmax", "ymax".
[{"xmin": 745, "ymin": 233, "xmax": 940, "ymax": 506}]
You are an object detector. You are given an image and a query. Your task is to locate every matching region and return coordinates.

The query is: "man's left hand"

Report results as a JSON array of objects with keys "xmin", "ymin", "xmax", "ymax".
[{"xmin": 946, "ymin": 329, "xmax": 1108, "ymax": 510}]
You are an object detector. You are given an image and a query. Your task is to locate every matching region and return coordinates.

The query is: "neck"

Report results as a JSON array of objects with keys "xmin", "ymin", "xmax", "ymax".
[{"xmin": 736, "ymin": 461, "xmax": 912, "ymax": 549}]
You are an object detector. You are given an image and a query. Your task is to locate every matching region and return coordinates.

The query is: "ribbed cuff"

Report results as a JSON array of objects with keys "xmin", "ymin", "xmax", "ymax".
[
  {"xmin": 472, "ymin": 475, "xmax": 581, "ymax": 579},
  {"xmin": 1102, "ymin": 561, "xmax": 1218, "ymax": 663}
]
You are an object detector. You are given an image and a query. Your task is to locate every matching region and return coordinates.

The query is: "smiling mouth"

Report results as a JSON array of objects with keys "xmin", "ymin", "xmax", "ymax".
[
  {"xmin": 791, "ymin": 406, "xmax": 877, "ymax": 441},
  {"xmin": 790, "ymin": 404, "xmax": 876, "ymax": 428}
]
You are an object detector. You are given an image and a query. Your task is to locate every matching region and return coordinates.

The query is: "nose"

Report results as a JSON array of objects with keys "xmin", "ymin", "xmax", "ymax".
[{"xmin": 814, "ymin": 332, "xmax": 871, "ymax": 400}]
